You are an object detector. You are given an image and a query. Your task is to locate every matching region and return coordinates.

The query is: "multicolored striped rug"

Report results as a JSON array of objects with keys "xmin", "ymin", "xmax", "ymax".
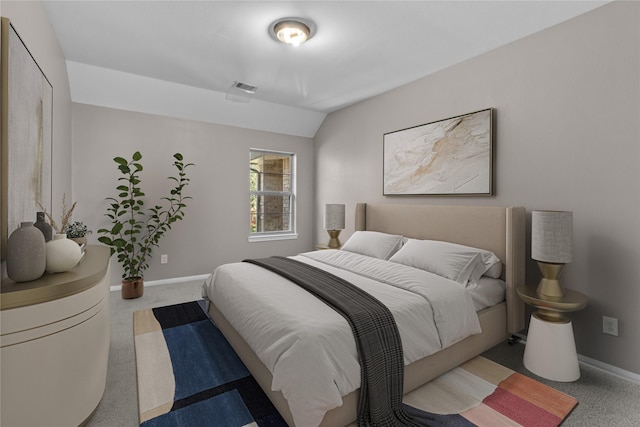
[
  {"xmin": 134, "ymin": 301, "xmax": 577, "ymax": 427},
  {"xmin": 401, "ymin": 356, "xmax": 577, "ymax": 426}
]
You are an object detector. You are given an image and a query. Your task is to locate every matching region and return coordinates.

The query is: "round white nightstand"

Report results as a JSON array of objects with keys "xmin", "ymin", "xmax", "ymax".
[{"xmin": 517, "ymin": 285, "xmax": 588, "ymax": 382}]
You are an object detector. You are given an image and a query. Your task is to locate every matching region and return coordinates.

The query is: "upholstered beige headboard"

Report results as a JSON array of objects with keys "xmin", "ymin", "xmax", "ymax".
[{"xmin": 355, "ymin": 203, "xmax": 525, "ymax": 334}]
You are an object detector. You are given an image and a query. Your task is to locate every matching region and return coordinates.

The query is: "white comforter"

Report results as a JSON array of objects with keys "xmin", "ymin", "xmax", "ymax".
[{"xmin": 203, "ymin": 250, "xmax": 481, "ymax": 427}]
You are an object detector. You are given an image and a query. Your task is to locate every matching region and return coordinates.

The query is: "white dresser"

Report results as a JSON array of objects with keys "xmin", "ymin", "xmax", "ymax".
[{"xmin": 1, "ymin": 245, "xmax": 111, "ymax": 427}]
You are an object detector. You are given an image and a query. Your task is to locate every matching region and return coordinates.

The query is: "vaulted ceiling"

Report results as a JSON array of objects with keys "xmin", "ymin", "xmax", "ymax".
[{"xmin": 43, "ymin": 1, "xmax": 609, "ymax": 137}]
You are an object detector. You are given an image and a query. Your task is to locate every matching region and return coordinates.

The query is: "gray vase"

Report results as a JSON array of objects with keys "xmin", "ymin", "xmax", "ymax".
[
  {"xmin": 34, "ymin": 211, "xmax": 52, "ymax": 241},
  {"xmin": 6, "ymin": 222, "xmax": 47, "ymax": 282}
]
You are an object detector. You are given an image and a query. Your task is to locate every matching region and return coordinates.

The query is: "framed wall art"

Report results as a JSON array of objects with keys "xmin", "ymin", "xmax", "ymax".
[
  {"xmin": 1, "ymin": 17, "xmax": 53, "ymax": 258},
  {"xmin": 383, "ymin": 108, "xmax": 493, "ymax": 196}
]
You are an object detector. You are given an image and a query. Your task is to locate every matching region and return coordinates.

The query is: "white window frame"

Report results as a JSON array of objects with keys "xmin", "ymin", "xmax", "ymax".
[{"xmin": 248, "ymin": 149, "xmax": 298, "ymax": 242}]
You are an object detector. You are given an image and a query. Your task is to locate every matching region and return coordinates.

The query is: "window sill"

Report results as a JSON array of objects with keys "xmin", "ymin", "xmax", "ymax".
[{"xmin": 248, "ymin": 233, "xmax": 299, "ymax": 243}]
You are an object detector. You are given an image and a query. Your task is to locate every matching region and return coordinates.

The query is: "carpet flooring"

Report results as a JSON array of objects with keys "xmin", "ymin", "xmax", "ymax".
[
  {"xmin": 134, "ymin": 300, "xmax": 577, "ymax": 427},
  {"xmin": 85, "ymin": 281, "xmax": 640, "ymax": 427}
]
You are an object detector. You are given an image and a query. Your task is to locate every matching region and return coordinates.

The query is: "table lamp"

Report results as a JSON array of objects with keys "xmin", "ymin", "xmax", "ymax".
[
  {"xmin": 324, "ymin": 204, "xmax": 345, "ymax": 249},
  {"xmin": 531, "ymin": 210, "xmax": 573, "ymax": 298}
]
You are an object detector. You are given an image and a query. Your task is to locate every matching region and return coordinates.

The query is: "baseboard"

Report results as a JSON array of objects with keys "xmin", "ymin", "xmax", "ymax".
[
  {"xmin": 109, "ymin": 274, "xmax": 210, "ymax": 292},
  {"xmin": 515, "ymin": 333, "xmax": 640, "ymax": 385},
  {"xmin": 577, "ymin": 354, "xmax": 640, "ymax": 385}
]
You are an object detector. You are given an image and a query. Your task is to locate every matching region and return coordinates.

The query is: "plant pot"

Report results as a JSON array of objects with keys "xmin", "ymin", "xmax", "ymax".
[
  {"xmin": 69, "ymin": 236, "xmax": 87, "ymax": 246},
  {"xmin": 122, "ymin": 277, "xmax": 144, "ymax": 299}
]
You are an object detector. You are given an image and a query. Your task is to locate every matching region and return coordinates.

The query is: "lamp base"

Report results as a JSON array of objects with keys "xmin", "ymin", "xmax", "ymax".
[
  {"xmin": 536, "ymin": 261, "xmax": 566, "ymax": 297},
  {"xmin": 327, "ymin": 230, "xmax": 342, "ymax": 249}
]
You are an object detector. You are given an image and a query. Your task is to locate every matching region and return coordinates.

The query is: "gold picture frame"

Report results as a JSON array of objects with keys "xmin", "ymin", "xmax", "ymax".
[{"xmin": 1, "ymin": 17, "xmax": 53, "ymax": 258}]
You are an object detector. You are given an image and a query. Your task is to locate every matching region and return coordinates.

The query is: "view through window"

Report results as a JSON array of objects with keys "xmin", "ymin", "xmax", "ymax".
[{"xmin": 249, "ymin": 149, "xmax": 295, "ymax": 237}]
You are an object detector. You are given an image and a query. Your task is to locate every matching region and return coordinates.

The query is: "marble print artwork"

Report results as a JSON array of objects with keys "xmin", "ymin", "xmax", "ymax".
[
  {"xmin": 2, "ymin": 19, "xmax": 53, "ymax": 249},
  {"xmin": 383, "ymin": 109, "xmax": 492, "ymax": 195}
]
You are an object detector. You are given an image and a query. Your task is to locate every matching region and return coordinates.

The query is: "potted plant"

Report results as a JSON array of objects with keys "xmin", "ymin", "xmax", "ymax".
[
  {"xmin": 64, "ymin": 221, "xmax": 92, "ymax": 246},
  {"xmin": 98, "ymin": 151, "xmax": 193, "ymax": 299}
]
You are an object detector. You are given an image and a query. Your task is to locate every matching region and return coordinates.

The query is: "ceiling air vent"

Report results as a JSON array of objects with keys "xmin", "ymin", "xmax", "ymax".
[
  {"xmin": 232, "ymin": 81, "xmax": 258, "ymax": 94},
  {"xmin": 226, "ymin": 81, "xmax": 258, "ymax": 103}
]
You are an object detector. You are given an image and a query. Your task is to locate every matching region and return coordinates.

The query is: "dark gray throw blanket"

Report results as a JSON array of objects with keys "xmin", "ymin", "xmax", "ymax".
[{"xmin": 244, "ymin": 256, "xmax": 428, "ymax": 427}]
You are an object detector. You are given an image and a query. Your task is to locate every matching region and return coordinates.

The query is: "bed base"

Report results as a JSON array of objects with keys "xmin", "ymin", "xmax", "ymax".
[{"xmin": 208, "ymin": 300, "xmax": 508, "ymax": 427}]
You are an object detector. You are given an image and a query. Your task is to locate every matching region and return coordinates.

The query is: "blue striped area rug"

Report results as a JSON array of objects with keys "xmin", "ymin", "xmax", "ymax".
[{"xmin": 133, "ymin": 300, "xmax": 286, "ymax": 426}]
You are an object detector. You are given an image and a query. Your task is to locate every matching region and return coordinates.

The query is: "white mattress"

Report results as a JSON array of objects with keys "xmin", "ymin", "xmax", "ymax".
[{"xmin": 203, "ymin": 250, "xmax": 484, "ymax": 427}]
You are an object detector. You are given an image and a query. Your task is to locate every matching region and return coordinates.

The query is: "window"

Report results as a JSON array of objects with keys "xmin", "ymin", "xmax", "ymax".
[{"xmin": 249, "ymin": 149, "xmax": 297, "ymax": 241}]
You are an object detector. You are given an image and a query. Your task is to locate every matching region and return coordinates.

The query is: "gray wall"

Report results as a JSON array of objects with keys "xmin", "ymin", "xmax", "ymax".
[
  {"xmin": 1, "ymin": 1, "xmax": 72, "ymax": 233},
  {"xmin": 314, "ymin": 1, "xmax": 640, "ymax": 375},
  {"xmin": 72, "ymin": 104, "xmax": 314, "ymax": 282}
]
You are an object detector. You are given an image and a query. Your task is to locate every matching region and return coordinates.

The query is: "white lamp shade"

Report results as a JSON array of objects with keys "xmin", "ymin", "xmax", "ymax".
[
  {"xmin": 324, "ymin": 204, "xmax": 345, "ymax": 230},
  {"xmin": 531, "ymin": 210, "xmax": 573, "ymax": 263}
]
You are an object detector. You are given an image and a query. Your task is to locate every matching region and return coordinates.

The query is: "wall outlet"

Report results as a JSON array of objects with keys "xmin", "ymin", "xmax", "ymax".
[
  {"xmin": 603, "ymin": 316, "xmax": 618, "ymax": 336},
  {"xmin": 160, "ymin": 254, "xmax": 168, "ymax": 264}
]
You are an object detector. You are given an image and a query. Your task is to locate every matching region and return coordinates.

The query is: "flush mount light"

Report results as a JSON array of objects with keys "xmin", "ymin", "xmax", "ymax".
[{"xmin": 272, "ymin": 19, "xmax": 312, "ymax": 46}]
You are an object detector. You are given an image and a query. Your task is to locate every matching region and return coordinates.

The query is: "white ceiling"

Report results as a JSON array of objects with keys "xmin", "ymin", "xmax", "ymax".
[{"xmin": 43, "ymin": 1, "xmax": 609, "ymax": 137}]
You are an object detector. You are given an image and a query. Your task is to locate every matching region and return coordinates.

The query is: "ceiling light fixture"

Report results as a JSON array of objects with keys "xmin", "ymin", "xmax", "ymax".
[{"xmin": 273, "ymin": 19, "xmax": 311, "ymax": 46}]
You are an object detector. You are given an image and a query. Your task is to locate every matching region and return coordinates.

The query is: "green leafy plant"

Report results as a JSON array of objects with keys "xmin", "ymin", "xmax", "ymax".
[
  {"xmin": 98, "ymin": 151, "xmax": 193, "ymax": 280},
  {"xmin": 64, "ymin": 221, "xmax": 92, "ymax": 238}
]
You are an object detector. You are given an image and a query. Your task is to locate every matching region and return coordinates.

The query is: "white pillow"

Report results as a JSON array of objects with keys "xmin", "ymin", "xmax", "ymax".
[
  {"xmin": 473, "ymin": 248, "xmax": 502, "ymax": 280},
  {"xmin": 425, "ymin": 240, "xmax": 502, "ymax": 282},
  {"xmin": 389, "ymin": 239, "xmax": 484, "ymax": 286},
  {"xmin": 340, "ymin": 231, "xmax": 404, "ymax": 260},
  {"xmin": 390, "ymin": 239, "xmax": 502, "ymax": 286}
]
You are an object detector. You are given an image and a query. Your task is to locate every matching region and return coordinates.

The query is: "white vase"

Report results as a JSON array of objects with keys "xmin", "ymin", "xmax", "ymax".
[{"xmin": 45, "ymin": 233, "xmax": 82, "ymax": 273}]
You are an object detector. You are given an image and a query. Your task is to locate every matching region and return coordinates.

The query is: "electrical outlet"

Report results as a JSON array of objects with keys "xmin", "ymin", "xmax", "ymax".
[
  {"xmin": 603, "ymin": 316, "xmax": 618, "ymax": 336},
  {"xmin": 161, "ymin": 254, "xmax": 168, "ymax": 264}
]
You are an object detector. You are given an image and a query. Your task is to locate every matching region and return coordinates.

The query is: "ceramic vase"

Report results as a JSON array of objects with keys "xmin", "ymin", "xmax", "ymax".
[
  {"xmin": 34, "ymin": 211, "xmax": 52, "ymax": 242},
  {"xmin": 6, "ymin": 222, "xmax": 47, "ymax": 282},
  {"xmin": 45, "ymin": 233, "xmax": 83, "ymax": 273}
]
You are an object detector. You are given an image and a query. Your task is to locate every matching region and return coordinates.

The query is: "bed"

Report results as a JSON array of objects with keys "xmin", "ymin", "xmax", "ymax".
[{"xmin": 203, "ymin": 203, "xmax": 526, "ymax": 427}]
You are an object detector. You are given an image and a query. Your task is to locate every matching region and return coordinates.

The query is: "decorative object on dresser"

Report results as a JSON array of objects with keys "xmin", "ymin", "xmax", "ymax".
[
  {"xmin": 45, "ymin": 233, "xmax": 83, "ymax": 273},
  {"xmin": 34, "ymin": 211, "xmax": 52, "ymax": 241},
  {"xmin": 383, "ymin": 108, "xmax": 493, "ymax": 196},
  {"xmin": 98, "ymin": 151, "xmax": 193, "ymax": 299},
  {"xmin": 64, "ymin": 220, "xmax": 92, "ymax": 245},
  {"xmin": 517, "ymin": 209, "xmax": 587, "ymax": 382},
  {"xmin": 6, "ymin": 222, "xmax": 46, "ymax": 282},
  {"xmin": 37, "ymin": 194, "xmax": 83, "ymax": 273},
  {"xmin": 0, "ymin": 17, "xmax": 53, "ymax": 259},
  {"xmin": 37, "ymin": 192, "xmax": 77, "ymax": 236},
  {"xmin": 324, "ymin": 203, "xmax": 345, "ymax": 249}
]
